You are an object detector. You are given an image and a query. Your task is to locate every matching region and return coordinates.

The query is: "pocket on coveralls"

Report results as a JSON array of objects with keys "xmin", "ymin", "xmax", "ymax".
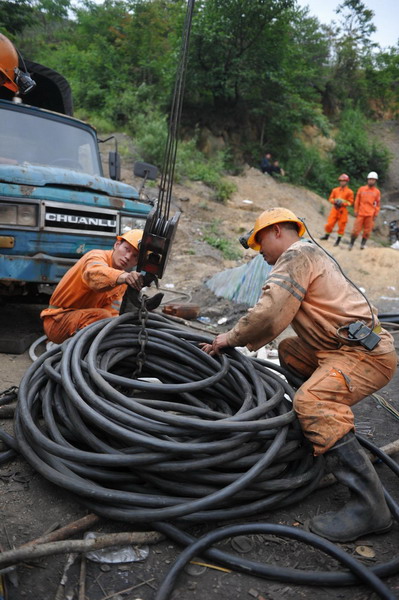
[{"xmin": 307, "ymin": 366, "xmax": 356, "ymax": 406}]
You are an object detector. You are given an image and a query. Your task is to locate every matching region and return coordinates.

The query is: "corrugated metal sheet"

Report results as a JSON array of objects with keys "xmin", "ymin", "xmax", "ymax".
[{"xmin": 206, "ymin": 254, "xmax": 271, "ymax": 306}]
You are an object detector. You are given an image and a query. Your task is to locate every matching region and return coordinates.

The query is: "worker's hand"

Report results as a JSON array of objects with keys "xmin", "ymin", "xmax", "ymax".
[
  {"xmin": 117, "ymin": 271, "xmax": 143, "ymax": 291},
  {"xmin": 200, "ymin": 333, "xmax": 231, "ymax": 355}
]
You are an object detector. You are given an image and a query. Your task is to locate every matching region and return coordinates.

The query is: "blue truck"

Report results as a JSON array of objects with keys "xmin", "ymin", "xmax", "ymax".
[{"xmin": 0, "ymin": 61, "xmax": 152, "ymax": 301}]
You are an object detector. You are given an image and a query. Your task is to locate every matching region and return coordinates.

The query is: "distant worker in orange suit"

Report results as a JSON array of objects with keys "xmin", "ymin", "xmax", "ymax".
[
  {"xmin": 349, "ymin": 171, "xmax": 381, "ymax": 250},
  {"xmin": 41, "ymin": 230, "xmax": 143, "ymax": 343},
  {"xmin": 320, "ymin": 174, "xmax": 354, "ymax": 247}
]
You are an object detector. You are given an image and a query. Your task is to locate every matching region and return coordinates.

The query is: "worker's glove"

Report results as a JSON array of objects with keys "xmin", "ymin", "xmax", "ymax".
[{"xmin": 334, "ymin": 199, "xmax": 344, "ymax": 208}]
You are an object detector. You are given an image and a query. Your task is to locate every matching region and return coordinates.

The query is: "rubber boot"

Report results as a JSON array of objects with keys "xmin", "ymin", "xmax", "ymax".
[
  {"xmin": 333, "ymin": 236, "xmax": 341, "ymax": 247},
  {"xmin": 348, "ymin": 234, "xmax": 356, "ymax": 250},
  {"xmin": 308, "ymin": 433, "xmax": 392, "ymax": 542},
  {"xmin": 360, "ymin": 237, "xmax": 367, "ymax": 250},
  {"xmin": 320, "ymin": 233, "xmax": 330, "ymax": 241}
]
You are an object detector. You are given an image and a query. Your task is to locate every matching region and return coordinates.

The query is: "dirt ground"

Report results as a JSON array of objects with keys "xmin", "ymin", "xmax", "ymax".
[
  {"xmin": 0, "ymin": 304, "xmax": 398, "ymax": 600},
  {"xmin": 0, "ymin": 154, "xmax": 399, "ymax": 599}
]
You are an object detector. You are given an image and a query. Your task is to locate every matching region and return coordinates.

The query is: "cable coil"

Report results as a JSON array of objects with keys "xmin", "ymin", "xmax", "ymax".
[
  {"xmin": 4, "ymin": 311, "xmax": 398, "ymax": 598},
  {"xmin": 15, "ymin": 312, "xmax": 324, "ymax": 523}
]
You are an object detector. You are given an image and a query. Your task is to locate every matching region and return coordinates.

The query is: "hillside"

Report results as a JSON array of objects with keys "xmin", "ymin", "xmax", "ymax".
[
  {"xmin": 147, "ymin": 168, "xmax": 399, "ymax": 313},
  {"xmin": 98, "ymin": 130, "xmax": 399, "ymax": 316}
]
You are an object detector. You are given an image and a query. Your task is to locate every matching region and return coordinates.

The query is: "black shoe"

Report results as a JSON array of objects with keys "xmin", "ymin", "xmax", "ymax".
[
  {"xmin": 334, "ymin": 237, "xmax": 341, "ymax": 247},
  {"xmin": 360, "ymin": 237, "xmax": 367, "ymax": 250},
  {"xmin": 320, "ymin": 234, "xmax": 330, "ymax": 241},
  {"xmin": 308, "ymin": 433, "xmax": 392, "ymax": 542}
]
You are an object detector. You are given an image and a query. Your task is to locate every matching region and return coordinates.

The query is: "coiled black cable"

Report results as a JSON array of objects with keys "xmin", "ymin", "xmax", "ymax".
[
  {"xmin": 14, "ymin": 312, "xmax": 323, "ymax": 522},
  {"xmin": 6, "ymin": 311, "xmax": 399, "ymax": 597}
]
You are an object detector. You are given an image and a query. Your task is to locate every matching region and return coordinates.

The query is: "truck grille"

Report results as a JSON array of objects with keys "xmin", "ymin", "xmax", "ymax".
[{"xmin": 43, "ymin": 202, "xmax": 118, "ymax": 236}]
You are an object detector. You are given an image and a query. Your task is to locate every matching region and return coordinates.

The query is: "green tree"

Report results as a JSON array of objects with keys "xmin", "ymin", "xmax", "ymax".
[
  {"xmin": 364, "ymin": 45, "xmax": 399, "ymax": 117},
  {"xmin": 322, "ymin": 0, "xmax": 378, "ymax": 112},
  {"xmin": 333, "ymin": 108, "xmax": 390, "ymax": 186},
  {"xmin": 0, "ymin": 1, "xmax": 36, "ymax": 36}
]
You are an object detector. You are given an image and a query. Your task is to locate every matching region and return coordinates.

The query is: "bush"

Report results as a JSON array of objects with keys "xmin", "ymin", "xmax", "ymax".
[
  {"xmin": 283, "ymin": 139, "xmax": 335, "ymax": 198},
  {"xmin": 128, "ymin": 109, "xmax": 168, "ymax": 168},
  {"xmin": 175, "ymin": 140, "xmax": 237, "ymax": 202}
]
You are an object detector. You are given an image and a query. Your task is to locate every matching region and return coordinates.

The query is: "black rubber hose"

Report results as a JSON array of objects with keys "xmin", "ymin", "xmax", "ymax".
[
  {"xmin": 8, "ymin": 310, "xmax": 399, "ymax": 597},
  {"xmin": 14, "ymin": 312, "xmax": 320, "ymax": 522},
  {"xmin": 155, "ymin": 520, "xmax": 399, "ymax": 587},
  {"xmin": 0, "ymin": 426, "xmax": 18, "ymax": 463},
  {"xmin": 379, "ymin": 313, "xmax": 399, "ymax": 323},
  {"xmin": 0, "ymin": 390, "xmax": 18, "ymax": 406},
  {"xmin": 154, "ymin": 523, "xmax": 396, "ymax": 600}
]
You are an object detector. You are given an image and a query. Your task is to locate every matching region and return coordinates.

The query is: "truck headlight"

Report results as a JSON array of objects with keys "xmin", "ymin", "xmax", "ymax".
[
  {"xmin": 0, "ymin": 203, "xmax": 37, "ymax": 226},
  {"xmin": 0, "ymin": 204, "xmax": 17, "ymax": 225},
  {"xmin": 18, "ymin": 205, "xmax": 37, "ymax": 226},
  {"xmin": 120, "ymin": 216, "xmax": 146, "ymax": 234}
]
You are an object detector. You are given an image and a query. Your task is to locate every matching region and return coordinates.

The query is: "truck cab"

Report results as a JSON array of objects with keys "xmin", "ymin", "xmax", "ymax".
[{"xmin": 0, "ymin": 62, "xmax": 152, "ymax": 300}]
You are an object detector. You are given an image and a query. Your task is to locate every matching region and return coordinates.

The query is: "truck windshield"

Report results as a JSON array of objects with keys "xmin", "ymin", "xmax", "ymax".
[{"xmin": 0, "ymin": 105, "xmax": 102, "ymax": 176}]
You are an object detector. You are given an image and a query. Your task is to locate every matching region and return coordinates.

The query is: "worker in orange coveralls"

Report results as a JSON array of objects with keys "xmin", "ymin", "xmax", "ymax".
[
  {"xmin": 349, "ymin": 171, "xmax": 381, "ymax": 250},
  {"xmin": 202, "ymin": 207, "xmax": 397, "ymax": 543},
  {"xmin": 320, "ymin": 174, "xmax": 354, "ymax": 246},
  {"xmin": 41, "ymin": 230, "xmax": 143, "ymax": 344}
]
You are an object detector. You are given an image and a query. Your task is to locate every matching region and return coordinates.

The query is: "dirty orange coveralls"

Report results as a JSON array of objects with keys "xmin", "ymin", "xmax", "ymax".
[
  {"xmin": 41, "ymin": 249, "xmax": 125, "ymax": 344},
  {"xmin": 324, "ymin": 186, "xmax": 354, "ymax": 236},
  {"xmin": 352, "ymin": 185, "xmax": 381, "ymax": 240},
  {"xmin": 226, "ymin": 241, "xmax": 397, "ymax": 456}
]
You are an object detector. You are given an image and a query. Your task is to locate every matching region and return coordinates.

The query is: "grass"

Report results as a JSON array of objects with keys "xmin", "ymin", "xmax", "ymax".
[{"xmin": 203, "ymin": 220, "xmax": 242, "ymax": 260}]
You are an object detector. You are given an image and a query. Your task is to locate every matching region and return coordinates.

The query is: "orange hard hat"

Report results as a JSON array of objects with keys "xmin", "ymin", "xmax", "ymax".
[
  {"xmin": 247, "ymin": 207, "xmax": 306, "ymax": 251},
  {"xmin": 0, "ymin": 33, "xmax": 19, "ymax": 93},
  {"xmin": 117, "ymin": 229, "xmax": 142, "ymax": 250},
  {"xmin": 338, "ymin": 173, "xmax": 350, "ymax": 181}
]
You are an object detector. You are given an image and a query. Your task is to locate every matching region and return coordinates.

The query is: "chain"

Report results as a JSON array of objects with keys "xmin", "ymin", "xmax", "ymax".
[
  {"xmin": 133, "ymin": 294, "xmax": 149, "ymax": 379},
  {"xmin": 0, "ymin": 385, "xmax": 18, "ymax": 406}
]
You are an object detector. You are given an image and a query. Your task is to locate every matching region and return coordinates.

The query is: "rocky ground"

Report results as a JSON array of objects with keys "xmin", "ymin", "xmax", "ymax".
[{"xmin": 0, "ymin": 142, "xmax": 398, "ymax": 600}]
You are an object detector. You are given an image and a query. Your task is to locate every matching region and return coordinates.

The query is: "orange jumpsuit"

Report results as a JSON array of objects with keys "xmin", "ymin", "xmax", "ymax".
[
  {"xmin": 352, "ymin": 185, "xmax": 380, "ymax": 240},
  {"xmin": 41, "ymin": 249, "xmax": 125, "ymax": 344},
  {"xmin": 226, "ymin": 241, "xmax": 397, "ymax": 456},
  {"xmin": 324, "ymin": 186, "xmax": 354, "ymax": 236}
]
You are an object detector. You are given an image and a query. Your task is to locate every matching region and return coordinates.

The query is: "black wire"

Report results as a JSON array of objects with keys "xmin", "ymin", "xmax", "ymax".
[
  {"xmin": 13, "ymin": 312, "xmax": 322, "ymax": 523},
  {"xmin": 155, "ymin": 523, "xmax": 397, "ymax": 600},
  {"xmin": 299, "ymin": 218, "xmax": 376, "ymax": 341},
  {"xmin": 3, "ymin": 311, "xmax": 397, "ymax": 596}
]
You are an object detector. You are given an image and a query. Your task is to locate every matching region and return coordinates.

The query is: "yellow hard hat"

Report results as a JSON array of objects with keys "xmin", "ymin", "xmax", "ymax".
[
  {"xmin": 117, "ymin": 229, "xmax": 142, "ymax": 250},
  {"xmin": 247, "ymin": 207, "xmax": 305, "ymax": 251}
]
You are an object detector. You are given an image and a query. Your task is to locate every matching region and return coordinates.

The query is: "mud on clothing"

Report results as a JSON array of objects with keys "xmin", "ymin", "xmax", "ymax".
[
  {"xmin": 324, "ymin": 186, "xmax": 354, "ymax": 236},
  {"xmin": 41, "ymin": 249, "xmax": 125, "ymax": 343},
  {"xmin": 227, "ymin": 240, "xmax": 397, "ymax": 455}
]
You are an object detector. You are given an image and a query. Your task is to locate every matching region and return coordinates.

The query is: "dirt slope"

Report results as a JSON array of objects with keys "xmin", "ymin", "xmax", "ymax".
[{"xmin": 152, "ymin": 167, "xmax": 399, "ymax": 312}]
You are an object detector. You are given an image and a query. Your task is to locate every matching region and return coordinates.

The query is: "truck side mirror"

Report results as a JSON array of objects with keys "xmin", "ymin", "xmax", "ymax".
[
  {"xmin": 109, "ymin": 151, "xmax": 121, "ymax": 181},
  {"xmin": 134, "ymin": 161, "xmax": 158, "ymax": 180}
]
